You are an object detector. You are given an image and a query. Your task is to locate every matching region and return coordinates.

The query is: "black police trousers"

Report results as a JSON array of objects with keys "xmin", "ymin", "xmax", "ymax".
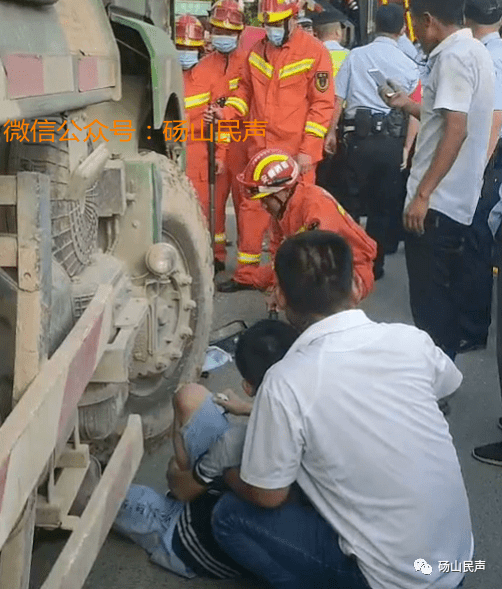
[{"xmin": 344, "ymin": 132, "xmax": 405, "ymax": 275}]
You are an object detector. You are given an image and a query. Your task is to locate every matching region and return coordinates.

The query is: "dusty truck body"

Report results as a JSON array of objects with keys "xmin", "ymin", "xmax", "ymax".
[{"xmin": 0, "ymin": 0, "xmax": 213, "ymax": 587}]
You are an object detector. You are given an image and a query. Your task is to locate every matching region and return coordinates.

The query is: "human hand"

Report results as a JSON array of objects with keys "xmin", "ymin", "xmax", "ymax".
[
  {"xmin": 401, "ymin": 146, "xmax": 410, "ymax": 171},
  {"xmin": 404, "ymin": 194, "xmax": 429, "ymax": 234},
  {"xmin": 380, "ymin": 82, "xmax": 411, "ymax": 113},
  {"xmin": 215, "ymin": 158, "xmax": 225, "ymax": 175},
  {"xmin": 203, "ymin": 105, "xmax": 224, "ymax": 125},
  {"xmin": 324, "ymin": 130, "xmax": 338, "ymax": 155},
  {"xmin": 214, "ymin": 389, "xmax": 253, "ymax": 416},
  {"xmin": 296, "ymin": 153, "xmax": 313, "ymax": 175},
  {"xmin": 265, "ymin": 287, "xmax": 279, "ymax": 312}
]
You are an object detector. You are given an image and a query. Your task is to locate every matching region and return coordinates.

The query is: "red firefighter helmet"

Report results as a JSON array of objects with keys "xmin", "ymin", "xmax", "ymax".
[
  {"xmin": 258, "ymin": 0, "xmax": 300, "ymax": 24},
  {"xmin": 210, "ymin": 0, "xmax": 245, "ymax": 31},
  {"xmin": 175, "ymin": 14, "xmax": 205, "ymax": 47},
  {"xmin": 237, "ymin": 149, "xmax": 300, "ymax": 199}
]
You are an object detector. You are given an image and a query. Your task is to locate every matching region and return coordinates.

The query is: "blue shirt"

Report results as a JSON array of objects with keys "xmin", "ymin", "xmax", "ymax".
[
  {"xmin": 397, "ymin": 34, "xmax": 419, "ymax": 61},
  {"xmin": 335, "ymin": 36, "xmax": 420, "ymax": 117},
  {"xmin": 481, "ymin": 31, "xmax": 502, "ymax": 112}
]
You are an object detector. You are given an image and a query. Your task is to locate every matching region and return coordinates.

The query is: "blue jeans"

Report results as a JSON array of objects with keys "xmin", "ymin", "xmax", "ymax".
[{"xmin": 211, "ymin": 493, "xmax": 371, "ymax": 589}]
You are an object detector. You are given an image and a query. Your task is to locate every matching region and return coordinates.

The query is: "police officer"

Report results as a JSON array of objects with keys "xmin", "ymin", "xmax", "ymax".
[
  {"xmin": 325, "ymin": 3, "xmax": 419, "ymax": 279},
  {"xmin": 313, "ymin": 9, "xmax": 351, "ymax": 200},
  {"xmin": 459, "ymin": 0, "xmax": 502, "ymax": 361}
]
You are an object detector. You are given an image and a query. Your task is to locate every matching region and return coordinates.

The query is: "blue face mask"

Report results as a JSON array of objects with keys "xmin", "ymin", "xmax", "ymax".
[
  {"xmin": 212, "ymin": 35, "xmax": 238, "ymax": 54},
  {"xmin": 177, "ymin": 50, "xmax": 199, "ymax": 70},
  {"xmin": 265, "ymin": 25, "xmax": 285, "ymax": 47}
]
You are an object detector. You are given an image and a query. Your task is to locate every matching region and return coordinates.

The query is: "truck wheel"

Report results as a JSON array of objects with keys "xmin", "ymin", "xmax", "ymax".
[{"xmin": 125, "ymin": 153, "xmax": 214, "ymax": 440}]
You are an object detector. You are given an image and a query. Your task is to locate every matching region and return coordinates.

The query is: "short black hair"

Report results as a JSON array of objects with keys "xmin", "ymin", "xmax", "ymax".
[
  {"xmin": 235, "ymin": 319, "xmax": 298, "ymax": 390},
  {"xmin": 375, "ymin": 4, "xmax": 405, "ymax": 34},
  {"xmin": 465, "ymin": 0, "xmax": 502, "ymax": 24},
  {"xmin": 275, "ymin": 230, "xmax": 353, "ymax": 317},
  {"xmin": 409, "ymin": 0, "xmax": 465, "ymax": 25}
]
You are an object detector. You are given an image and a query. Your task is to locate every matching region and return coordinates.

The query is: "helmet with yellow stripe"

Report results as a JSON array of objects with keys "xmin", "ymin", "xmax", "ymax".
[
  {"xmin": 238, "ymin": 149, "xmax": 300, "ymax": 199},
  {"xmin": 258, "ymin": 0, "xmax": 300, "ymax": 24},
  {"xmin": 210, "ymin": 0, "xmax": 245, "ymax": 31},
  {"xmin": 175, "ymin": 14, "xmax": 205, "ymax": 48}
]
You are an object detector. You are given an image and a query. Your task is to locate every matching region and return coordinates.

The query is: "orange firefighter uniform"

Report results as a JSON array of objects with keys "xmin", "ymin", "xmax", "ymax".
[
  {"xmin": 183, "ymin": 66, "xmax": 229, "ymax": 262},
  {"xmin": 246, "ymin": 181, "xmax": 377, "ymax": 299},
  {"xmin": 221, "ymin": 26, "xmax": 335, "ymax": 284},
  {"xmin": 199, "ymin": 47, "xmax": 249, "ymax": 260}
]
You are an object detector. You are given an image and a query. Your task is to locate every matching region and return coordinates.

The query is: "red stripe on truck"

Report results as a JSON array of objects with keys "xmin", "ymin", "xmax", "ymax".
[
  {"xmin": 78, "ymin": 57, "xmax": 99, "ymax": 92},
  {"xmin": 5, "ymin": 54, "xmax": 45, "ymax": 98},
  {"xmin": 57, "ymin": 313, "xmax": 103, "ymax": 440}
]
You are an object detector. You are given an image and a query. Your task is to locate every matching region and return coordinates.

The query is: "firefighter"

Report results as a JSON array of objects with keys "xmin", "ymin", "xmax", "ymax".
[
  {"xmin": 208, "ymin": 0, "xmax": 335, "ymax": 292},
  {"xmin": 176, "ymin": 15, "xmax": 227, "ymax": 267},
  {"xmin": 234, "ymin": 149, "xmax": 377, "ymax": 300},
  {"xmin": 198, "ymin": 0, "xmax": 248, "ymax": 273}
]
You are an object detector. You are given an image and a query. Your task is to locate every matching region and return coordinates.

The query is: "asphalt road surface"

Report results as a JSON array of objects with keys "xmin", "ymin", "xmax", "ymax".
[{"xmin": 31, "ymin": 213, "xmax": 502, "ymax": 589}]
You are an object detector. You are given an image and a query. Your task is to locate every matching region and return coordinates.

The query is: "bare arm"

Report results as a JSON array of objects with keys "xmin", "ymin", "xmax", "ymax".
[
  {"xmin": 405, "ymin": 110, "xmax": 467, "ymax": 234},
  {"xmin": 324, "ymin": 96, "xmax": 345, "ymax": 155},
  {"xmin": 223, "ymin": 467, "xmax": 290, "ymax": 509}
]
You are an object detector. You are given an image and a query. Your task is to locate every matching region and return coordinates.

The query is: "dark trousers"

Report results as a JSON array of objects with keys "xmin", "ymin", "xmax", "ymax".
[
  {"xmin": 316, "ymin": 151, "xmax": 357, "ymax": 216},
  {"xmin": 345, "ymin": 132, "xmax": 404, "ymax": 274},
  {"xmin": 496, "ymin": 239, "xmax": 502, "ymax": 403},
  {"xmin": 458, "ymin": 154, "xmax": 502, "ymax": 346},
  {"xmin": 405, "ymin": 210, "xmax": 468, "ymax": 356}
]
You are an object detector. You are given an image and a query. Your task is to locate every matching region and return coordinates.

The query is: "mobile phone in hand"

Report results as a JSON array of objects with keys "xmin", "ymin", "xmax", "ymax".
[{"xmin": 368, "ymin": 69, "xmax": 396, "ymax": 97}]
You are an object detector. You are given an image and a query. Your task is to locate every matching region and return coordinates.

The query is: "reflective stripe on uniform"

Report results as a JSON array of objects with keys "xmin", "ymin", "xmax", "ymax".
[
  {"xmin": 249, "ymin": 52, "xmax": 274, "ymax": 79},
  {"xmin": 225, "ymin": 96, "xmax": 249, "ymax": 116},
  {"xmin": 237, "ymin": 252, "xmax": 261, "ymax": 264},
  {"xmin": 296, "ymin": 225, "xmax": 309, "ymax": 234},
  {"xmin": 279, "ymin": 58, "xmax": 315, "ymax": 80},
  {"xmin": 229, "ymin": 77, "xmax": 240, "ymax": 91},
  {"xmin": 253, "ymin": 154, "xmax": 289, "ymax": 181},
  {"xmin": 185, "ymin": 92, "xmax": 211, "ymax": 110},
  {"xmin": 329, "ymin": 50, "xmax": 349, "ymax": 78},
  {"xmin": 215, "ymin": 233, "xmax": 226, "ymax": 244},
  {"xmin": 305, "ymin": 120, "xmax": 328, "ymax": 138}
]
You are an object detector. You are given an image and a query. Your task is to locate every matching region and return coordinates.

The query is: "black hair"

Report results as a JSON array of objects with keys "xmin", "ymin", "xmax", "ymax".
[
  {"xmin": 465, "ymin": 0, "xmax": 502, "ymax": 24},
  {"xmin": 234, "ymin": 319, "xmax": 298, "ymax": 390},
  {"xmin": 409, "ymin": 0, "xmax": 466, "ymax": 25},
  {"xmin": 274, "ymin": 230, "xmax": 353, "ymax": 318},
  {"xmin": 375, "ymin": 4, "xmax": 405, "ymax": 34}
]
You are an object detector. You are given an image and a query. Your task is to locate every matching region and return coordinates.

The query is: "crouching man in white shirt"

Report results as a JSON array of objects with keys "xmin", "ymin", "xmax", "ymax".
[{"xmin": 211, "ymin": 230, "xmax": 473, "ymax": 589}]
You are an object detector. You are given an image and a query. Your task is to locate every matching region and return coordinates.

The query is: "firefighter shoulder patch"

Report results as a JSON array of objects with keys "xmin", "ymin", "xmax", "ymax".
[{"xmin": 315, "ymin": 72, "xmax": 330, "ymax": 93}]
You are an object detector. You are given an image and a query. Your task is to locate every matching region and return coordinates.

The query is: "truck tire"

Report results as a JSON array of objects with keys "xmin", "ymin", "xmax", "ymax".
[
  {"xmin": 125, "ymin": 153, "xmax": 214, "ymax": 440},
  {"xmin": 6, "ymin": 118, "xmax": 98, "ymax": 277}
]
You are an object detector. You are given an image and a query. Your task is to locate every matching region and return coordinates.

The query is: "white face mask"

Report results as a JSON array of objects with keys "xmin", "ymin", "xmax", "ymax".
[
  {"xmin": 177, "ymin": 49, "xmax": 199, "ymax": 70},
  {"xmin": 265, "ymin": 25, "xmax": 285, "ymax": 47},
  {"xmin": 211, "ymin": 34, "xmax": 238, "ymax": 53}
]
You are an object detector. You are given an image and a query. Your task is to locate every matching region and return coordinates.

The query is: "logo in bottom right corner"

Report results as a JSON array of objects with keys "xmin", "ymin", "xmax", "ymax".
[{"xmin": 414, "ymin": 559, "xmax": 486, "ymax": 575}]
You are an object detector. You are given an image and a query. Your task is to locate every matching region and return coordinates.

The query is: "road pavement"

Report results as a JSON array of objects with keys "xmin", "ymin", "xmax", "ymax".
[{"xmin": 32, "ymin": 214, "xmax": 502, "ymax": 589}]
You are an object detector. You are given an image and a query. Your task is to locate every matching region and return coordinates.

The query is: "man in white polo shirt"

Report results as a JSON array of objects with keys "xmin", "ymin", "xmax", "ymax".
[
  {"xmin": 384, "ymin": 0, "xmax": 495, "ymax": 361},
  {"xmin": 212, "ymin": 231, "xmax": 473, "ymax": 589}
]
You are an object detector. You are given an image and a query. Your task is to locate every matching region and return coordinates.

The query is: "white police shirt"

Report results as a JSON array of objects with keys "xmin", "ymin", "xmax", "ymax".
[
  {"xmin": 240, "ymin": 310, "xmax": 473, "ymax": 589},
  {"xmin": 398, "ymin": 34, "xmax": 419, "ymax": 61},
  {"xmin": 481, "ymin": 31, "xmax": 502, "ymax": 133},
  {"xmin": 335, "ymin": 36, "xmax": 419, "ymax": 118},
  {"xmin": 406, "ymin": 29, "xmax": 495, "ymax": 225}
]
